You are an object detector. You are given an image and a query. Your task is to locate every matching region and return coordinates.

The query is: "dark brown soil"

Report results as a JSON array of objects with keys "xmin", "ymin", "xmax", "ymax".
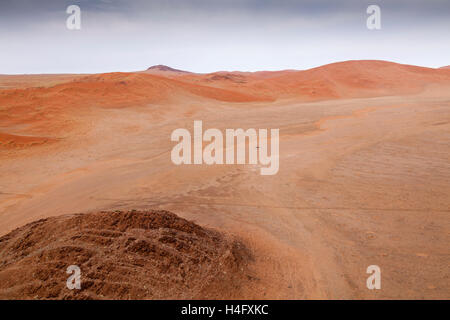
[{"xmin": 0, "ymin": 210, "xmax": 252, "ymax": 299}]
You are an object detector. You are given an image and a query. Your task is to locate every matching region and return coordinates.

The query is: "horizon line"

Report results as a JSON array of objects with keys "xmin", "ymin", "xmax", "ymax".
[{"xmin": 1, "ymin": 59, "xmax": 449, "ymax": 76}]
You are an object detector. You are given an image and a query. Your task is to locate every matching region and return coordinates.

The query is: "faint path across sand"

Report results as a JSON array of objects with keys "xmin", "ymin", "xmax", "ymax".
[{"xmin": 0, "ymin": 87, "xmax": 449, "ymax": 298}]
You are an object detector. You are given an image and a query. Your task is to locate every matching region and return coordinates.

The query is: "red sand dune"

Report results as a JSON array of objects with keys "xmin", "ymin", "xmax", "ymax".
[
  {"xmin": 2, "ymin": 60, "xmax": 449, "ymax": 134},
  {"xmin": 2, "ymin": 60, "xmax": 450, "ymax": 149},
  {"xmin": 0, "ymin": 72, "xmax": 267, "ymax": 136},
  {"xmin": 0, "ymin": 74, "xmax": 81, "ymax": 89},
  {"xmin": 0, "ymin": 133, "xmax": 56, "ymax": 149},
  {"xmin": 162, "ymin": 60, "xmax": 450, "ymax": 102},
  {"xmin": 0, "ymin": 60, "xmax": 449, "ymax": 299},
  {"xmin": 238, "ymin": 60, "xmax": 450, "ymax": 99}
]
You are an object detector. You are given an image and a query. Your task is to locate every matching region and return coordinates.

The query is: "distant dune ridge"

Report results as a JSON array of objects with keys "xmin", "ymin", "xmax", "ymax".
[{"xmin": 1, "ymin": 60, "xmax": 450, "ymax": 150}]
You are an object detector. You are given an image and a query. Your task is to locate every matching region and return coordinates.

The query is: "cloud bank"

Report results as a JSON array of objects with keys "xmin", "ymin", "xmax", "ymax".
[{"xmin": 0, "ymin": 0, "xmax": 449, "ymax": 74}]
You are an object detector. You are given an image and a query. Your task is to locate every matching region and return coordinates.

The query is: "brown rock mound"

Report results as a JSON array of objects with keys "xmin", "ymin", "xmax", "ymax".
[
  {"xmin": 0, "ymin": 210, "xmax": 252, "ymax": 300},
  {"xmin": 146, "ymin": 65, "xmax": 191, "ymax": 73}
]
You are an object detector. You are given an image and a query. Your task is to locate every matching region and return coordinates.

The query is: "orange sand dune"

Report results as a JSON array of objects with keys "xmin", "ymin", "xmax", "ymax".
[
  {"xmin": 0, "ymin": 60, "xmax": 449, "ymax": 299},
  {"xmin": 244, "ymin": 60, "xmax": 450, "ymax": 99},
  {"xmin": 1, "ymin": 60, "xmax": 450, "ymax": 151},
  {"xmin": 0, "ymin": 132, "xmax": 56, "ymax": 149},
  {"xmin": 0, "ymin": 74, "xmax": 82, "ymax": 89},
  {"xmin": 0, "ymin": 72, "xmax": 267, "ymax": 136},
  {"xmin": 170, "ymin": 60, "xmax": 450, "ymax": 101}
]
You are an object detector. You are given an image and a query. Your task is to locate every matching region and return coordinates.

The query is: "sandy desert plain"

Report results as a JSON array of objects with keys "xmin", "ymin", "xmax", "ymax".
[{"xmin": 0, "ymin": 60, "xmax": 449, "ymax": 299}]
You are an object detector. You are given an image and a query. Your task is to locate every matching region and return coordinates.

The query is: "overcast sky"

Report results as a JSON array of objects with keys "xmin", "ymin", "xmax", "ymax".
[{"xmin": 1, "ymin": 0, "xmax": 449, "ymax": 74}]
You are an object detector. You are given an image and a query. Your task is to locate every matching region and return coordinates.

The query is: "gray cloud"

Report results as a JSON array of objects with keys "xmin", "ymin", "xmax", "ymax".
[{"xmin": 0, "ymin": 0, "xmax": 449, "ymax": 74}]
